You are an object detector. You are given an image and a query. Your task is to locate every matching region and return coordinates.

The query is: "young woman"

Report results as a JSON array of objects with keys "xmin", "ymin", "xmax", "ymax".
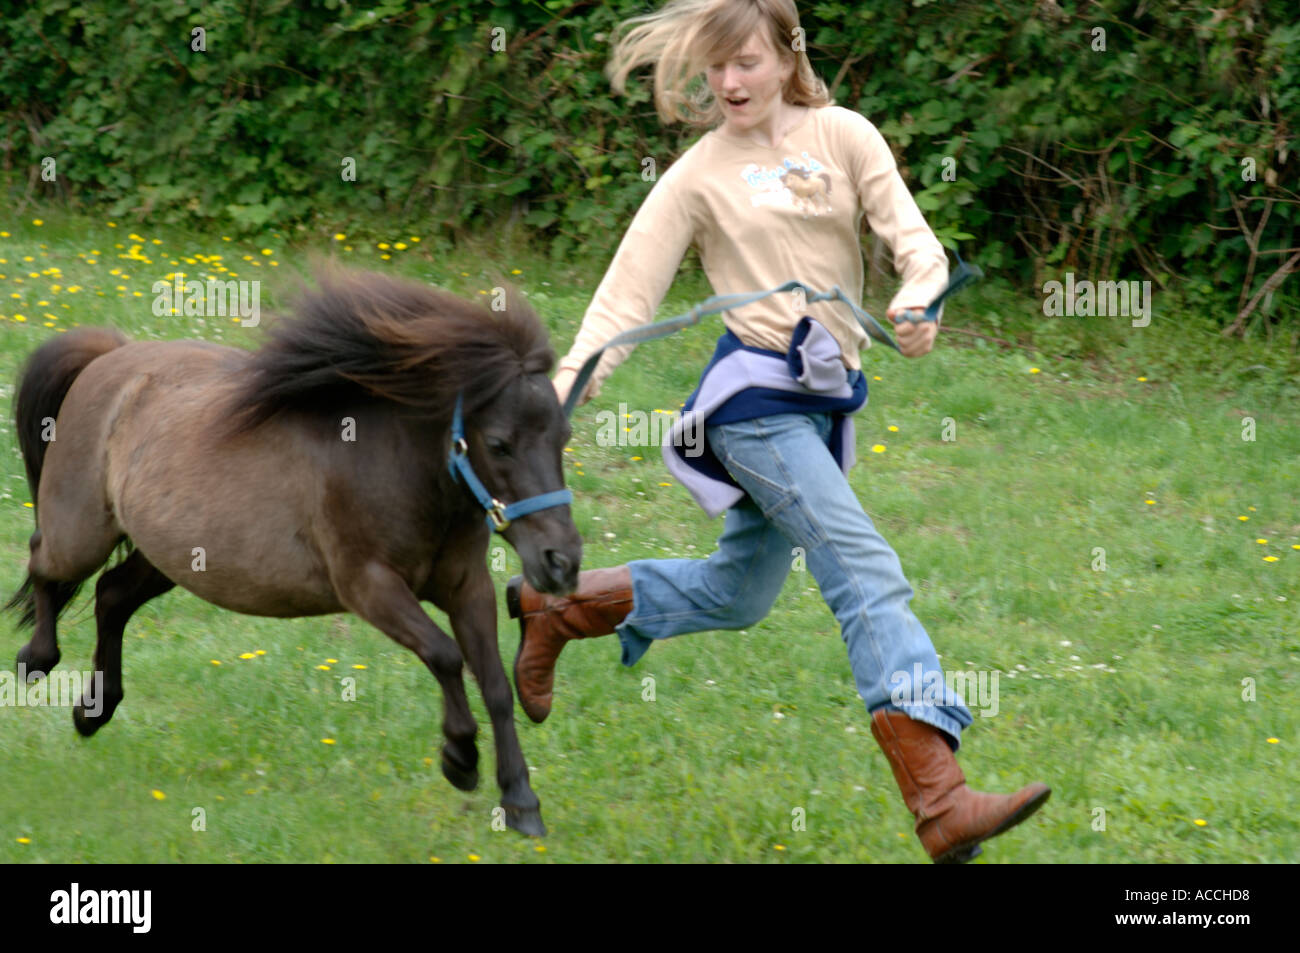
[{"xmin": 509, "ymin": 0, "xmax": 1049, "ymax": 862}]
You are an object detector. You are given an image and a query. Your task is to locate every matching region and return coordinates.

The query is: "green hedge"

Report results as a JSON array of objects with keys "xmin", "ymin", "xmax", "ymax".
[{"xmin": 2, "ymin": 0, "xmax": 1296, "ymax": 326}]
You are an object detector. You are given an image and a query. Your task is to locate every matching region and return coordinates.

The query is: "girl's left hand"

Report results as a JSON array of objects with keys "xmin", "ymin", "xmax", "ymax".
[{"xmin": 887, "ymin": 308, "xmax": 938, "ymax": 357}]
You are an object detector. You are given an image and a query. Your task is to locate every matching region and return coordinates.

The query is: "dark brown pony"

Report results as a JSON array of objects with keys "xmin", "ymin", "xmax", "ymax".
[{"xmin": 7, "ymin": 266, "xmax": 582, "ymax": 836}]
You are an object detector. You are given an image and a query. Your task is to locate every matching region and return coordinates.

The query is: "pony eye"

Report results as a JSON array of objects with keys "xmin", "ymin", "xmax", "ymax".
[{"xmin": 487, "ymin": 438, "xmax": 512, "ymax": 458}]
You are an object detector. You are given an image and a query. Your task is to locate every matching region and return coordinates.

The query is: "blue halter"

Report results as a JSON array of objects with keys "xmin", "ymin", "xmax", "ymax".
[{"xmin": 447, "ymin": 392, "xmax": 573, "ymax": 533}]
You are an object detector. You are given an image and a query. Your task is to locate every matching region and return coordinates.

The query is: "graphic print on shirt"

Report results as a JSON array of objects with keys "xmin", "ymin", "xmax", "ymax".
[{"xmin": 741, "ymin": 152, "xmax": 833, "ymax": 218}]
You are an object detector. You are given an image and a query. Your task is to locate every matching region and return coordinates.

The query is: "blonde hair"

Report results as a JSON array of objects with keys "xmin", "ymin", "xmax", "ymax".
[{"xmin": 607, "ymin": 0, "xmax": 831, "ymax": 127}]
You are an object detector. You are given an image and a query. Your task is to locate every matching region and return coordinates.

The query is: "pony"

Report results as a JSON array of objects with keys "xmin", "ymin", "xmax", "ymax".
[
  {"xmin": 6, "ymin": 265, "xmax": 582, "ymax": 836},
  {"xmin": 781, "ymin": 167, "xmax": 833, "ymax": 216}
]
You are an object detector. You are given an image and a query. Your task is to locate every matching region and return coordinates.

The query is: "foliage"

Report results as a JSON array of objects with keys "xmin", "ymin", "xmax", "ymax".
[{"xmin": 1, "ymin": 0, "xmax": 1296, "ymax": 330}]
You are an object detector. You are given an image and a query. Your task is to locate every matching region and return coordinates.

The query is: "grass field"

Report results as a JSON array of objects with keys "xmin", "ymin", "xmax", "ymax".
[{"xmin": 1, "ymin": 212, "xmax": 1297, "ymax": 863}]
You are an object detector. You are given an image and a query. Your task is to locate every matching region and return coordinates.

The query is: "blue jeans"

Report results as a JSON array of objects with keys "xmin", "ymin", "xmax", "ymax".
[{"xmin": 615, "ymin": 411, "xmax": 974, "ymax": 749}]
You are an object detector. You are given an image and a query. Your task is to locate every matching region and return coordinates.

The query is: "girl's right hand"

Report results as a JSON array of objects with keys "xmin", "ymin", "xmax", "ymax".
[{"xmin": 552, "ymin": 367, "xmax": 589, "ymax": 407}]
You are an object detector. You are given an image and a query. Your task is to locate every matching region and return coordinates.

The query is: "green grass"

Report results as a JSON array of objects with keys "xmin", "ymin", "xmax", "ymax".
[{"xmin": 0, "ymin": 210, "xmax": 1297, "ymax": 863}]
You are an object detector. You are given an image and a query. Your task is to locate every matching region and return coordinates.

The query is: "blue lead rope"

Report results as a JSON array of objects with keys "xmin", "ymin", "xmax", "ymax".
[
  {"xmin": 449, "ymin": 252, "xmax": 981, "ymax": 532},
  {"xmin": 561, "ymin": 252, "xmax": 983, "ymax": 419}
]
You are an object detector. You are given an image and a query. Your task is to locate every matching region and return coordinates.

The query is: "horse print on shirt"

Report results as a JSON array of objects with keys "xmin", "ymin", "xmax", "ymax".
[{"xmin": 741, "ymin": 152, "xmax": 833, "ymax": 219}]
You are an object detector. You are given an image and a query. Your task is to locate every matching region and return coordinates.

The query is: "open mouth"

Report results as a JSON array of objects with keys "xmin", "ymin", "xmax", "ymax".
[{"xmin": 725, "ymin": 96, "xmax": 750, "ymax": 108}]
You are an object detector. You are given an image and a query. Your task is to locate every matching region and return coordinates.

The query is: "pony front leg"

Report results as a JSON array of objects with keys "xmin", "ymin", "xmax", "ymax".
[
  {"xmin": 333, "ymin": 561, "xmax": 481, "ymax": 794},
  {"xmin": 444, "ymin": 569, "xmax": 545, "ymax": 837}
]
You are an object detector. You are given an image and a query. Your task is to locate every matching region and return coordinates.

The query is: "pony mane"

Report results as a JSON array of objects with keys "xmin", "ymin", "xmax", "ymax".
[{"xmin": 225, "ymin": 265, "xmax": 554, "ymax": 434}]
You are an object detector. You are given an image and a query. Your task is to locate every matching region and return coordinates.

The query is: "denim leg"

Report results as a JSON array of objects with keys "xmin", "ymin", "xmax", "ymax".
[
  {"xmin": 708, "ymin": 412, "xmax": 974, "ymax": 750},
  {"xmin": 615, "ymin": 497, "xmax": 794, "ymax": 667}
]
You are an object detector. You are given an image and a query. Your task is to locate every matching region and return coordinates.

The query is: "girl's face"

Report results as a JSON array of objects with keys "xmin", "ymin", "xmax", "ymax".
[{"xmin": 706, "ymin": 29, "xmax": 794, "ymax": 134}]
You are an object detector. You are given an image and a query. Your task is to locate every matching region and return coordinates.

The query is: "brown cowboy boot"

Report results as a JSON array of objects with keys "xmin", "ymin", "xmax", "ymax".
[
  {"xmin": 507, "ymin": 566, "xmax": 633, "ymax": 724},
  {"xmin": 870, "ymin": 707, "xmax": 1050, "ymax": 863}
]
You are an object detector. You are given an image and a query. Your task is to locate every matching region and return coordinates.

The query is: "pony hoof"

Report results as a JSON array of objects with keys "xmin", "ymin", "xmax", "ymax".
[
  {"xmin": 504, "ymin": 804, "xmax": 546, "ymax": 838},
  {"xmin": 16, "ymin": 645, "xmax": 58, "ymax": 680},
  {"xmin": 72, "ymin": 704, "xmax": 104, "ymax": 738},
  {"xmin": 440, "ymin": 749, "xmax": 479, "ymax": 792}
]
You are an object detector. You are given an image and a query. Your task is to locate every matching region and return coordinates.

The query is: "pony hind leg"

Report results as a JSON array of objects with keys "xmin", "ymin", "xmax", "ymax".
[
  {"xmin": 13, "ymin": 528, "xmax": 94, "ymax": 680},
  {"xmin": 74, "ymin": 548, "xmax": 175, "ymax": 737},
  {"xmin": 14, "ymin": 468, "xmax": 127, "ymax": 678}
]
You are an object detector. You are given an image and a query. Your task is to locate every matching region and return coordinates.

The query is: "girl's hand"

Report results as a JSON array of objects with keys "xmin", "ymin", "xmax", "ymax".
[
  {"xmin": 552, "ymin": 367, "xmax": 593, "ymax": 407},
  {"xmin": 887, "ymin": 307, "xmax": 938, "ymax": 357}
]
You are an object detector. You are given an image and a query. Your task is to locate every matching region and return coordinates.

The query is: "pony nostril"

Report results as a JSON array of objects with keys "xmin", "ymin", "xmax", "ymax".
[{"xmin": 544, "ymin": 549, "xmax": 573, "ymax": 578}]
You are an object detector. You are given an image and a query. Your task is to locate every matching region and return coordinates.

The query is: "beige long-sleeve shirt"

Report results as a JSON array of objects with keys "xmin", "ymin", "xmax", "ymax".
[{"xmin": 556, "ymin": 104, "xmax": 949, "ymax": 401}]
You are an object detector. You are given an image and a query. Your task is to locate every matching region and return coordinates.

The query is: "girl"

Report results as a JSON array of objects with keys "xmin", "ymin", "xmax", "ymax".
[{"xmin": 509, "ymin": 0, "xmax": 1049, "ymax": 863}]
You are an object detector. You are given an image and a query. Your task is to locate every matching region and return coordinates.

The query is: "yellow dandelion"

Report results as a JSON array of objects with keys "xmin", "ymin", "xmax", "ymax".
[
  {"xmin": 1267, "ymin": 737, "xmax": 1279, "ymax": 744},
  {"xmin": 1193, "ymin": 818, "xmax": 1207, "ymax": 827},
  {"xmin": 377, "ymin": 242, "xmax": 390, "ymax": 250},
  {"xmin": 631, "ymin": 455, "xmax": 642, "ymax": 461},
  {"xmin": 210, "ymin": 660, "xmax": 222, "ymax": 666},
  {"xmin": 511, "ymin": 269, "xmax": 522, "ymax": 275},
  {"xmin": 352, "ymin": 664, "xmax": 366, "ymax": 670},
  {"xmin": 773, "ymin": 844, "xmax": 786, "ymax": 851},
  {"xmin": 410, "ymin": 236, "xmax": 421, "ymax": 242},
  {"xmin": 321, "ymin": 738, "xmax": 336, "ymax": 745},
  {"xmin": 871, "ymin": 444, "xmax": 886, "ymax": 453},
  {"xmin": 887, "ymin": 425, "xmax": 899, "ymax": 432},
  {"xmin": 423, "ymin": 757, "xmax": 434, "ymax": 766},
  {"xmin": 1238, "ymin": 515, "xmax": 1249, "ymax": 521},
  {"xmin": 1145, "ymin": 499, "xmax": 1155, "ymax": 505},
  {"xmin": 380, "ymin": 254, "xmax": 391, "ymax": 260},
  {"xmin": 326, "ymin": 658, "xmax": 338, "ymax": 664},
  {"xmin": 260, "ymin": 248, "xmax": 272, "ymax": 256},
  {"xmin": 1256, "ymin": 538, "xmax": 1268, "ymax": 544},
  {"xmin": 467, "ymin": 853, "xmax": 480, "ymax": 862},
  {"xmin": 239, "ymin": 652, "xmax": 255, "ymax": 660},
  {"xmin": 658, "ymin": 481, "xmax": 672, "ymax": 486},
  {"xmin": 151, "ymin": 789, "xmax": 166, "ymax": 800},
  {"xmin": 534, "ymin": 844, "xmax": 546, "ymax": 853},
  {"xmin": 255, "ymin": 650, "xmax": 266, "ymax": 656},
  {"xmin": 1, "ymin": 231, "xmax": 10, "ymax": 237},
  {"xmin": 460, "ymin": 272, "xmax": 469, "ymax": 277},
  {"xmin": 430, "ymin": 856, "xmax": 442, "ymax": 863},
  {"xmin": 1137, "ymin": 376, "xmax": 1148, "ymax": 382},
  {"xmin": 316, "ymin": 664, "xmax": 331, "ymax": 671},
  {"xmin": 334, "ymin": 233, "xmax": 346, "ymax": 241},
  {"xmin": 1263, "ymin": 556, "xmax": 1278, "ymax": 562},
  {"xmin": 873, "ymin": 375, "xmax": 882, "ymax": 381},
  {"xmin": 16, "ymin": 837, "xmax": 31, "ymax": 844},
  {"xmin": 32, "ymin": 219, "xmax": 43, "ymax": 226},
  {"xmin": 394, "ymin": 242, "xmax": 407, "ymax": 250}
]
